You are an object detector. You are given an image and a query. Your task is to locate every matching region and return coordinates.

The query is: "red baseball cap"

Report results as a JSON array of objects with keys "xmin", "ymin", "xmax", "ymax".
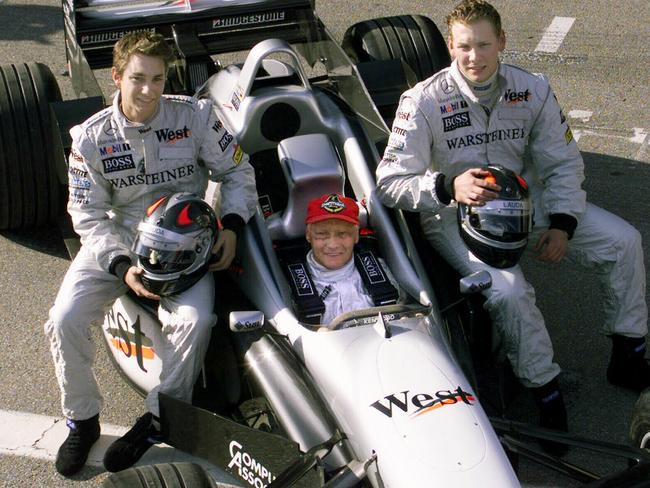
[{"xmin": 305, "ymin": 193, "xmax": 359, "ymax": 225}]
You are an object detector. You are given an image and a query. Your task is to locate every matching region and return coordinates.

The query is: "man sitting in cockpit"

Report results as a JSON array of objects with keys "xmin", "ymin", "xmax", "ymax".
[{"xmin": 284, "ymin": 193, "xmax": 400, "ymax": 326}]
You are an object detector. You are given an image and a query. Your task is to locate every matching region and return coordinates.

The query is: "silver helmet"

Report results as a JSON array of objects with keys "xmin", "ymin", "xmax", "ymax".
[
  {"xmin": 132, "ymin": 193, "xmax": 218, "ymax": 296},
  {"xmin": 457, "ymin": 165, "xmax": 533, "ymax": 269}
]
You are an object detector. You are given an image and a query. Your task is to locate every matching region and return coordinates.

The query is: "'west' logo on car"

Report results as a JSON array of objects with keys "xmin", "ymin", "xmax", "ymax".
[{"xmin": 370, "ymin": 386, "xmax": 475, "ymax": 418}]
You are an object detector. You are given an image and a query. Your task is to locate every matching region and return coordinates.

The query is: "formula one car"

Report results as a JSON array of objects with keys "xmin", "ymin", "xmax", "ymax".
[{"xmin": 2, "ymin": 1, "xmax": 650, "ymax": 487}]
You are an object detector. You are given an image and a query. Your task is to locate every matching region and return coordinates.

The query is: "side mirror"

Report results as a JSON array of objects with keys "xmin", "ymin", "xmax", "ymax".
[
  {"xmin": 459, "ymin": 270, "xmax": 492, "ymax": 295},
  {"xmin": 229, "ymin": 311, "xmax": 265, "ymax": 332}
]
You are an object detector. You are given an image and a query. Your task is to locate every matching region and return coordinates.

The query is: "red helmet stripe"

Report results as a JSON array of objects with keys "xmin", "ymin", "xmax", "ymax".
[
  {"xmin": 516, "ymin": 175, "xmax": 528, "ymax": 189},
  {"xmin": 146, "ymin": 196, "xmax": 167, "ymax": 216},
  {"xmin": 177, "ymin": 203, "xmax": 193, "ymax": 226}
]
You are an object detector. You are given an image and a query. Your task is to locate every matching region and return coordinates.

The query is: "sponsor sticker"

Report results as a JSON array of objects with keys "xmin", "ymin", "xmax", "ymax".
[
  {"xmin": 232, "ymin": 144, "xmax": 243, "ymax": 165},
  {"xmin": 439, "ymin": 100, "xmax": 468, "ymax": 114},
  {"xmin": 565, "ymin": 126, "xmax": 574, "ymax": 144},
  {"xmin": 442, "ymin": 112, "xmax": 472, "ymax": 132},
  {"xmin": 396, "ymin": 110, "xmax": 411, "ymax": 122},
  {"xmin": 441, "ymin": 78, "xmax": 455, "ymax": 94},
  {"xmin": 102, "ymin": 154, "xmax": 135, "ymax": 174},
  {"xmin": 288, "ymin": 263, "xmax": 315, "ymax": 296},
  {"xmin": 104, "ymin": 309, "xmax": 155, "ymax": 373},
  {"xmin": 70, "ymin": 148, "xmax": 84, "ymax": 163},
  {"xmin": 80, "ymin": 27, "xmax": 155, "ymax": 46},
  {"xmin": 227, "ymin": 440, "xmax": 276, "ymax": 485},
  {"xmin": 381, "ymin": 153, "xmax": 399, "ymax": 165},
  {"xmin": 108, "ymin": 164, "xmax": 195, "ymax": 189},
  {"xmin": 259, "ymin": 194, "xmax": 273, "ymax": 217},
  {"xmin": 219, "ymin": 132, "xmax": 234, "ymax": 152},
  {"xmin": 446, "ymin": 128, "xmax": 526, "ymax": 150},
  {"xmin": 370, "ymin": 386, "xmax": 476, "ymax": 418},
  {"xmin": 387, "ymin": 133, "xmax": 405, "ymax": 151},
  {"xmin": 68, "ymin": 165, "xmax": 88, "ymax": 178},
  {"xmin": 155, "ymin": 126, "xmax": 191, "ymax": 143},
  {"xmin": 320, "ymin": 193, "xmax": 345, "ymax": 213},
  {"xmin": 231, "ymin": 92, "xmax": 241, "ymax": 111},
  {"xmin": 212, "ymin": 11, "xmax": 286, "ymax": 29},
  {"xmin": 504, "ymin": 88, "xmax": 531, "ymax": 104},
  {"xmin": 103, "ymin": 124, "xmax": 118, "ymax": 136},
  {"xmin": 358, "ymin": 252, "xmax": 387, "ymax": 285},
  {"xmin": 99, "ymin": 143, "xmax": 131, "ymax": 156}
]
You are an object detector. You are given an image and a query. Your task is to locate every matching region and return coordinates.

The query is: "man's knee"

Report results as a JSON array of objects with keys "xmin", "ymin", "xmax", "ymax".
[
  {"xmin": 172, "ymin": 306, "xmax": 216, "ymax": 339},
  {"xmin": 483, "ymin": 271, "xmax": 533, "ymax": 310},
  {"xmin": 45, "ymin": 303, "xmax": 91, "ymax": 340}
]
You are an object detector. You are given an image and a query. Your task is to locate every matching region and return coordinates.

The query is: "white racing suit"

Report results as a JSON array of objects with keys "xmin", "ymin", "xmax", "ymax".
[
  {"xmin": 45, "ymin": 93, "xmax": 258, "ymax": 419},
  {"xmin": 305, "ymin": 251, "xmax": 399, "ymax": 326},
  {"xmin": 376, "ymin": 60, "xmax": 647, "ymax": 387}
]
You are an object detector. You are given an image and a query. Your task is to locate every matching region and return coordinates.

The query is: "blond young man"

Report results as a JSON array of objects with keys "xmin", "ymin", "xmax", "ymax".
[{"xmin": 376, "ymin": 0, "xmax": 649, "ymax": 452}]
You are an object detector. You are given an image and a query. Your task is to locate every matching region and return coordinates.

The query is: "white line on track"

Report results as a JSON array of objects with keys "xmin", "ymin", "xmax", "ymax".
[
  {"xmin": 634, "ymin": 129, "xmax": 649, "ymax": 160},
  {"xmin": 0, "ymin": 409, "xmax": 239, "ymax": 484},
  {"xmin": 535, "ymin": 17, "xmax": 576, "ymax": 53},
  {"xmin": 568, "ymin": 109, "xmax": 593, "ymax": 123}
]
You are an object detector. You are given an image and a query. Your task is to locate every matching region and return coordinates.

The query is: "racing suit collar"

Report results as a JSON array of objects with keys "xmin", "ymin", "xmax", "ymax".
[
  {"xmin": 306, "ymin": 249, "xmax": 356, "ymax": 281},
  {"xmin": 449, "ymin": 59, "xmax": 507, "ymax": 104},
  {"xmin": 111, "ymin": 91, "xmax": 163, "ymax": 137}
]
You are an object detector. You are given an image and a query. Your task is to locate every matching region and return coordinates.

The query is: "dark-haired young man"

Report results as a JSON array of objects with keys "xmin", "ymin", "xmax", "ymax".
[{"xmin": 45, "ymin": 31, "xmax": 257, "ymax": 475}]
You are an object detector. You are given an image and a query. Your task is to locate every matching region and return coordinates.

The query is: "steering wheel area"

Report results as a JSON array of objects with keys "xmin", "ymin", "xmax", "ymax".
[{"xmin": 327, "ymin": 303, "xmax": 430, "ymax": 331}]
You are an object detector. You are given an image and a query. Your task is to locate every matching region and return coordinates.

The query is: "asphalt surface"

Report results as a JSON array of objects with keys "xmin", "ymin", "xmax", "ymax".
[{"xmin": 0, "ymin": 1, "xmax": 649, "ymax": 486}]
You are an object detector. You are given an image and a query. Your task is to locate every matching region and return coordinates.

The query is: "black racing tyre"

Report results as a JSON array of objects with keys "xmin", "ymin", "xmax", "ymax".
[
  {"xmin": 102, "ymin": 462, "xmax": 218, "ymax": 488},
  {"xmin": 629, "ymin": 388, "xmax": 650, "ymax": 449},
  {"xmin": 342, "ymin": 15, "xmax": 451, "ymax": 83},
  {"xmin": 0, "ymin": 62, "xmax": 63, "ymax": 230}
]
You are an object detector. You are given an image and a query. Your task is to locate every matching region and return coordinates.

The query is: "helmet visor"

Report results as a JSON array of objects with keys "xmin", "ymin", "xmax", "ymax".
[
  {"xmin": 132, "ymin": 235, "xmax": 196, "ymax": 273},
  {"xmin": 470, "ymin": 199, "xmax": 533, "ymax": 237}
]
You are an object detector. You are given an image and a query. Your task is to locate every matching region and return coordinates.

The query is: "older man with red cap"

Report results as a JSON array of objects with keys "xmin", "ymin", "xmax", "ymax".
[{"xmin": 303, "ymin": 193, "xmax": 399, "ymax": 326}]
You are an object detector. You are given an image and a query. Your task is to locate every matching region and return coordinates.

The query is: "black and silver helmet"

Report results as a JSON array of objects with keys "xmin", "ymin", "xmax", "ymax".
[
  {"xmin": 457, "ymin": 165, "xmax": 533, "ymax": 269},
  {"xmin": 132, "ymin": 192, "xmax": 218, "ymax": 296}
]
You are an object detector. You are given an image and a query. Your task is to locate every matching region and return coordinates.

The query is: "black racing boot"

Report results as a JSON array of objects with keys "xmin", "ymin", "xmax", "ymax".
[
  {"xmin": 531, "ymin": 377, "xmax": 569, "ymax": 457},
  {"xmin": 103, "ymin": 412, "xmax": 162, "ymax": 472},
  {"xmin": 607, "ymin": 335, "xmax": 650, "ymax": 392},
  {"xmin": 55, "ymin": 414, "xmax": 101, "ymax": 476}
]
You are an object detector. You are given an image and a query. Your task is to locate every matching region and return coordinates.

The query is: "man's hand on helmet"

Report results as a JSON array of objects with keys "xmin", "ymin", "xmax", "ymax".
[
  {"xmin": 209, "ymin": 228, "xmax": 237, "ymax": 271},
  {"xmin": 534, "ymin": 229, "xmax": 568, "ymax": 263},
  {"xmin": 453, "ymin": 168, "xmax": 501, "ymax": 206},
  {"xmin": 124, "ymin": 266, "xmax": 161, "ymax": 300}
]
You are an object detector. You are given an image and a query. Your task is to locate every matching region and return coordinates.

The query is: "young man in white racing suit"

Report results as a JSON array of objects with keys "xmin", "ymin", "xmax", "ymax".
[
  {"xmin": 375, "ymin": 0, "xmax": 649, "ymax": 452},
  {"xmin": 44, "ymin": 32, "xmax": 257, "ymax": 476},
  {"xmin": 303, "ymin": 193, "xmax": 399, "ymax": 327}
]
